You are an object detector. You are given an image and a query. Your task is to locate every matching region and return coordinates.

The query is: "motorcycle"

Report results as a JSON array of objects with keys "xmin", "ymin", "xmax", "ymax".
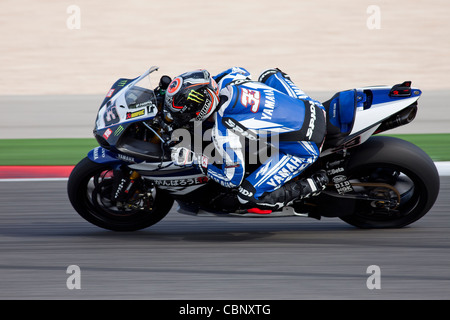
[{"xmin": 67, "ymin": 66, "xmax": 440, "ymax": 231}]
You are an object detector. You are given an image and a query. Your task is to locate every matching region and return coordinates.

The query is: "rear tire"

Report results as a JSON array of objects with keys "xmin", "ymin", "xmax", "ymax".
[
  {"xmin": 67, "ymin": 157, "xmax": 174, "ymax": 231},
  {"xmin": 339, "ymin": 136, "xmax": 440, "ymax": 228}
]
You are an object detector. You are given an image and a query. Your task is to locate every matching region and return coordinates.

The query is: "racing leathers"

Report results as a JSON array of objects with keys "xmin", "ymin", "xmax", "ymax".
[{"xmin": 179, "ymin": 67, "xmax": 327, "ymax": 210}]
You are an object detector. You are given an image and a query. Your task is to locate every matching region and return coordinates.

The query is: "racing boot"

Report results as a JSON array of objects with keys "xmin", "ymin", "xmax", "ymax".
[
  {"xmin": 238, "ymin": 170, "xmax": 329, "ymax": 212},
  {"xmin": 214, "ymin": 192, "xmax": 241, "ymax": 212}
]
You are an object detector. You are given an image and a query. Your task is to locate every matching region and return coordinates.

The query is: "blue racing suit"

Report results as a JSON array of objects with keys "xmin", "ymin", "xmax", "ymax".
[{"xmin": 203, "ymin": 67, "xmax": 326, "ymax": 208}]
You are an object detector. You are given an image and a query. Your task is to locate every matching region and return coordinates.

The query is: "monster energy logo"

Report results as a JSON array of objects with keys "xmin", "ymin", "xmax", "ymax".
[
  {"xmin": 114, "ymin": 125, "xmax": 124, "ymax": 136},
  {"xmin": 187, "ymin": 90, "xmax": 205, "ymax": 103}
]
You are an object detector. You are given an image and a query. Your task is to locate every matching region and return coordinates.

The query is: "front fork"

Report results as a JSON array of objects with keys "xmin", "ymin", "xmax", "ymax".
[
  {"xmin": 88, "ymin": 147, "xmax": 143, "ymax": 203},
  {"xmin": 112, "ymin": 167, "xmax": 141, "ymax": 203}
]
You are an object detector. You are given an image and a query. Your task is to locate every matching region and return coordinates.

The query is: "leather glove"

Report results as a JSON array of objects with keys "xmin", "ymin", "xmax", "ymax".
[
  {"xmin": 171, "ymin": 147, "xmax": 195, "ymax": 166},
  {"xmin": 171, "ymin": 147, "xmax": 208, "ymax": 174}
]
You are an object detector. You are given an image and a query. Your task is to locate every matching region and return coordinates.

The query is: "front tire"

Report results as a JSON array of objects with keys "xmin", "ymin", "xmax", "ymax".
[
  {"xmin": 339, "ymin": 136, "xmax": 440, "ymax": 228},
  {"xmin": 67, "ymin": 157, "xmax": 174, "ymax": 231}
]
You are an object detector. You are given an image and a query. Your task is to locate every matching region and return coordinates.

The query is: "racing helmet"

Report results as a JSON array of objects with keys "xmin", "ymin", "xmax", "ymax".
[{"xmin": 164, "ymin": 69, "xmax": 219, "ymax": 125}]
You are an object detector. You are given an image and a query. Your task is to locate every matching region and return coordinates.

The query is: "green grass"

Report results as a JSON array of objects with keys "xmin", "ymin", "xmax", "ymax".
[
  {"xmin": 0, "ymin": 134, "xmax": 448, "ymax": 166},
  {"xmin": 385, "ymin": 134, "xmax": 450, "ymax": 162},
  {"xmin": 0, "ymin": 138, "xmax": 98, "ymax": 166}
]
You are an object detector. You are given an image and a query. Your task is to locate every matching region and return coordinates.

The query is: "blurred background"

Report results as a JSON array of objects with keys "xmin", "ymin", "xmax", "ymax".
[
  {"xmin": 0, "ymin": 0, "xmax": 449, "ymax": 139},
  {"xmin": 1, "ymin": 0, "xmax": 449, "ymax": 94}
]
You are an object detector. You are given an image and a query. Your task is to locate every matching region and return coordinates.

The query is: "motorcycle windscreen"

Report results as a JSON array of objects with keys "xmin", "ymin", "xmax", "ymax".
[{"xmin": 95, "ymin": 67, "xmax": 159, "ymax": 131}]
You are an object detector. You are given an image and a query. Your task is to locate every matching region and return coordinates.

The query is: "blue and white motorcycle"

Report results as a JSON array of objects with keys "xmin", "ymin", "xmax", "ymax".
[{"xmin": 67, "ymin": 66, "xmax": 440, "ymax": 231}]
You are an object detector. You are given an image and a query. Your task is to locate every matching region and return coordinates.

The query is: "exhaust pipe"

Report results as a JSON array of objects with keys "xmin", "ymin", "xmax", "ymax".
[{"xmin": 376, "ymin": 103, "xmax": 418, "ymax": 133}]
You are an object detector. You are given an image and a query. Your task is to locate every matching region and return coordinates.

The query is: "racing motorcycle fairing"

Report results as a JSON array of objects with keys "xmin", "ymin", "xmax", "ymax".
[
  {"xmin": 351, "ymin": 83, "xmax": 421, "ymax": 134},
  {"xmin": 321, "ymin": 81, "xmax": 421, "ymax": 155},
  {"xmin": 93, "ymin": 67, "xmax": 160, "ymax": 151},
  {"xmin": 90, "ymin": 67, "xmax": 179, "ymax": 164},
  {"xmin": 88, "ymin": 146, "xmax": 129, "ymax": 165}
]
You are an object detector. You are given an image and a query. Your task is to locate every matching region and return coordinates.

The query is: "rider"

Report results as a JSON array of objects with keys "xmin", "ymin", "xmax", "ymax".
[{"xmin": 165, "ymin": 67, "xmax": 328, "ymax": 212}]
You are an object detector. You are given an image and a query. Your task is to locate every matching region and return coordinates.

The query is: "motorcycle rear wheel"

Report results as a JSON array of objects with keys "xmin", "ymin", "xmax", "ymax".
[
  {"xmin": 339, "ymin": 136, "xmax": 440, "ymax": 228},
  {"xmin": 67, "ymin": 157, "xmax": 174, "ymax": 231}
]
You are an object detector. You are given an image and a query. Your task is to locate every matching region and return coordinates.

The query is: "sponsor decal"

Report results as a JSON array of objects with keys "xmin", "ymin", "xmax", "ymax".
[
  {"xmin": 332, "ymin": 175, "xmax": 347, "ymax": 184},
  {"xmin": 326, "ymin": 167, "xmax": 344, "ymax": 176},
  {"xmin": 201, "ymin": 155, "xmax": 208, "ymax": 169},
  {"xmin": 306, "ymin": 101, "xmax": 316, "ymax": 140},
  {"xmin": 261, "ymin": 89, "xmax": 276, "ymax": 120},
  {"xmin": 325, "ymin": 165, "xmax": 353, "ymax": 194},
  {"xmin": 334, "ymin": 178, "xmax": 353, "ymax": 194},
  {"xmin": 187, "ymin": 90, "xmax": 205, "ymax": 103},
  {"xmin": 147, "ymin": 104, "xmax": 157, "ymax": 116},
  {"xmin": 106, "ymin": 89, "xmax": 115, "ymax": 98},
  {"xmin": 93, "ymin": 147, "xmax": 106, "ymax": 160},
  {"xmin": 131, "ymin": 101, "xmax": 157, "ymax": 116},
  {"xmin": 103, "ymin": 105, "xmax": 120, "ymax": 126},
  {"xmin": 266, "ymin": 157, "xmax": 307, "ymax": 188},
  {"xmin": 117, "ymin": 153, "xmax": 135, "ymax": 163},
  {"xmin": 114, "ymin": 178, "xmax": 127, "ymax": 199},
  {"xmin": 238, "ymin": 186, "xmax": 253, "ymax": 198},
  {"xmin": 114, "ymin": 125, "xmax": 124, "ymax": 136},
  {"xmin": 103, "ymin": 128, "xmax": 112, "ymax": 140},
  {"xmin": 196, "ymin": 98, "xmax": 212, "ymax": 121},
  {"xmin": 240, "ymin": 88, "xmax": 260, "ymax": 113},
  {"xmin": 222, "ymin": 117, "xmax": 258, "ymax": 141},
  {"xmin": 132, "ymin": 101, "xmax": 153, "ymax": 109},
  {"xmin": 154, "ymin": 176, "xmax": 208, "ymax": 187},
  {"xmin": 126, "ymin": 108, "xmax": 145, "ymax": 119},
  {"xmin": 117, "ymin": 79, "xmax": 128, "ymax": 87}
]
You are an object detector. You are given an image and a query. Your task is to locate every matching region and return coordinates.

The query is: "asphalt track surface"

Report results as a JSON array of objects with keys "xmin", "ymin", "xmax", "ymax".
[{"xmin": 0, "ymin": 177, "xmax": 449, "ymax": 300}]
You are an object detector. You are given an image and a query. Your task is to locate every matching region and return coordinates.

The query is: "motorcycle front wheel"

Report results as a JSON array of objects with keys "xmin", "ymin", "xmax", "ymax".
[{"xmin": 67, "ymin": 157, "xmax": 174, "ymax": 231}]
